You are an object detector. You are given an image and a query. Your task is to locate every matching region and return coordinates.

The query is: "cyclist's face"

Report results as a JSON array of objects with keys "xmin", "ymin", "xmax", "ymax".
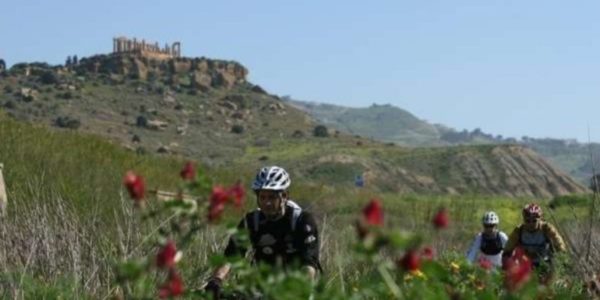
[
  {"xmin": 523, "ymin": 215, "xmax": 540, "ymax": 230},
  {"xmin": 482, "ymin": 224, "xmax": 496, "ymax": 234},
  {"xmin": 257, "ymin": 190, "xmax": 286, "ymax": 218}
]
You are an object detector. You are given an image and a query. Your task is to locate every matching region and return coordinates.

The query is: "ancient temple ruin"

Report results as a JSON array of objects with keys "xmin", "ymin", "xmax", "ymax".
[{"xmin": 112, "ymin": 37, "xmax": 181, "ymax": 59}]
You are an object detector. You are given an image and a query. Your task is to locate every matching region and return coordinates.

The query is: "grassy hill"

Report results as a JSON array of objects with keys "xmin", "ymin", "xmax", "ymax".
[
  {"xmin": 0, "ymin": 54, "xmax": 587, "ymax": 197},
  {"xmin": 288, "ymin": 99, "xmax": 599, "ymax": 185},
  {"xmin": 288, "ymin": 100, "xmax": 444, "ymax": 146}
]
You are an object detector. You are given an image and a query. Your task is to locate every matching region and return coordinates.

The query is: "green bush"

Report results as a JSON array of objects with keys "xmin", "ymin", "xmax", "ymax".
[
  {"xmin": 313, "ymin": 125, "xmax": 329, "ymax": 137},
  {"xmin": 54, "ymin": 116, "xmax": 81, "ymax": 129}
]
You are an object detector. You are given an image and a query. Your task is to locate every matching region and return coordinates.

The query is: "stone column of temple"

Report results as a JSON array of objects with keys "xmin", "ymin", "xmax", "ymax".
[{"xmin": 172, "ymin": 42, "xmax": 181, "ymax": 57}]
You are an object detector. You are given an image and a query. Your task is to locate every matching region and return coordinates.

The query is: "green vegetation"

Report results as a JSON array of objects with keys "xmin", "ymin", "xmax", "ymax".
[
  {"xmin": 289, "ymin": 101, "xmax": 442, "ymax": 146},
  {"xmin": 0, "ymin": 59, "xmax": 586, "ymax": 198},
  {"xmin": 288, "ymin": 99, "xmax": 600, "ymax": 185},
  {"xmin": 0, "ymin": 57, "xmax": 596, "ymax": 298},
  {"xmin": 0, "ymin": 111, "xmax": 596, "ymax": 298}
]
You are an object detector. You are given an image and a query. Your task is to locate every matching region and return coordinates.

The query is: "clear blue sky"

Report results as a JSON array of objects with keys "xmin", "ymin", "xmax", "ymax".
[{"xmin": 2, "ymin": 0, "xmax": 600, "ymax": 142}]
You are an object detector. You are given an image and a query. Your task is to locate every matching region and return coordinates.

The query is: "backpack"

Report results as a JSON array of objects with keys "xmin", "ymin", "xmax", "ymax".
[
  {"xmin": 247, "ymin": 200, "xmax": 303, "ymax": 233},
  {"xmin": 518, "ymin": 223, "xmax": 552, "ymax": 262},
  {"xmin": 480, "ymin": 232, "xmax": 504, "ymax": 255}
]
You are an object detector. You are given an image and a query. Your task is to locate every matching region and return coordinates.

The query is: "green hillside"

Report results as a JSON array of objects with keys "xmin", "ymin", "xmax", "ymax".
[
  {"xmin": 0, "ymin": 55, "xmax": 587, "ymax": 197},
  {"xmin": 288, "ymin": 99, "xmax": 599, "ymax": 185},
  {"xmin": 288, "ymin": 100, "xmax": 443, "ymax": 146}
]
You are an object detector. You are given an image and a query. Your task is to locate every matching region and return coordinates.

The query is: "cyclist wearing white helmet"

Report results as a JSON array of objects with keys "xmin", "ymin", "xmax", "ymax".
[
  {"xmin": 205, "ymin": 166, "xmax": 321, "ymax": 298},
  {"xmin": 466, "ymin": 211, "xmax": 508, "ymax": 267}
]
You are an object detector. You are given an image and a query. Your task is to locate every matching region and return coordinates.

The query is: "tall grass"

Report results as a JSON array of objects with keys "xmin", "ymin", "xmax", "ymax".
[{"xmin": 0, "ymin": 112, "xmax": 597, "ymax": 298}]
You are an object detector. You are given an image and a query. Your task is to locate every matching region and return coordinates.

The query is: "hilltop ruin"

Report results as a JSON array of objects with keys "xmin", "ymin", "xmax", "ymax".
[{"xmin": 113, "ymin": 37, "xmax": 181, "ymax": 59}]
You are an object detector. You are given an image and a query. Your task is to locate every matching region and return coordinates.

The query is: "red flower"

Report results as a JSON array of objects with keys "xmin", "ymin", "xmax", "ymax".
[
  {"xmin": 432, "ymin": 208, "xmax": 449, "ymax": 229},
  {"xmin": 420, "ymin": 246, "xmax": 435, "ymax": 261},
  {"xmin": 179, "ymin": 161, "xmax": 195, "ymax": 181},
  {"xmin": 208, "ymin": 186, "xmax": 229, "ymax": 222},
  {"xmin": 156, "ymin": 241, "xmax": 177, "ymax": 269},
  {"xmin": 158, "ymin": 269, "xmax": 184, "ymax": 298},
  {"xmin": 504, "ymin": 247, "xmax": 533, "ymax": 291},
  {"xmin": 228, "ymin": 182, "xmax": 245, "ymax": 208},
  {"xmin": 478, "ymin": 257, "xmax": 493, "ymax": 270},
  {"xmin": 123, "ymin": 171, "xmax": 145, "ymax": 202},
  {"xmin": 398, "ymin": 249, "xmax": 421, "ymax": 271},
  {"xmin": 362, "ymin": 198, "xmax": 384, "ymax": 226}
]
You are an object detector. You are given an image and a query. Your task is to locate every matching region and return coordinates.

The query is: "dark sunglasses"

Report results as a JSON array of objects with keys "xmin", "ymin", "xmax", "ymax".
[
  {"xmin": 483, "ymin": 224, "xmax": 496, "ymax": 228},
  {"xmin": 524, "ymin": 217, "xmax": 539, "ymax": 223}
]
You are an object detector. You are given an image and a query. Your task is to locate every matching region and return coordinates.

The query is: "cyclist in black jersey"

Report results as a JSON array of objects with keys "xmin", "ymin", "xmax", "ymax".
[{"xmin": 205, "ymin": 166, "xmax": 321, "ymax": 299}]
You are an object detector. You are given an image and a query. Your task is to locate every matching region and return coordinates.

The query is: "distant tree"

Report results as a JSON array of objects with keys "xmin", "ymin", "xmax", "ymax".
[
  {"xmin": 72, "ymin": 55, "xmax": 78, "ymax": 65},
  {"xmin": 65, "ymin": 56, "xmax": 72, "ymax": 67},
  {"xmin": 313, "ymin": 125, "xmax": 329, "ymax": 138}
]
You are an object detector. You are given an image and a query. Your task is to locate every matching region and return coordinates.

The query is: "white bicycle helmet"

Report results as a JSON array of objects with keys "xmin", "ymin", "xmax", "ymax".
[
  {"xmin": 482, "ymin": 211, "xmax": 499, "ymax": 225},
  {"xmin": 252, "ymin": 166, "xmax": 291, "ymax": 191}
]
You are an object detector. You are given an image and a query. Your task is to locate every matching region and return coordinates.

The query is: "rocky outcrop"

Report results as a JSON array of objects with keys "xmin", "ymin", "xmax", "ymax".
[{"xmin": 76, "ymin": 54, "xmax": 248, "ymax": 90}]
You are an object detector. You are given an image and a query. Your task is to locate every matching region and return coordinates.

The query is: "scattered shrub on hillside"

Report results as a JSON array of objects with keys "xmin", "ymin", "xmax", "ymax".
[
  {"xmin": 136, "ymin": 116, "xmax": 148, "ymax": 127},
  {"xmin": 3, "ymin": 85, "xmax": 13, "ymax": 94},
  {"xmin": 187, "ymin": 88, "xmax": 198, "ymax": 96},
  {"xmin": 60, "ymin": 91, "xmax": 74, "ymax": 100},
  {"xmin": 54, "ymin": 116, "xmax": 81, "ymax": 129},
  {"xmin": 3, "ymin": 100, "xmax": 16, "ymax": 109},
  {"xmin": 292, "ymin": 130, "xmax": 305, "ymax": 138},
  {"xmin": 136, "ymin": 146, "xmax": 147, "ymax": 155},
  {"xmin": 39, "ymin": 70, "xmax": 59, "ymax": 85},
  {"xmin": 231, "ymin": 124, "xmax": 245, "ymax": 134},
  {"xmin": 313, "ymin": 125, "xmax": 329, "ymax": 137}
]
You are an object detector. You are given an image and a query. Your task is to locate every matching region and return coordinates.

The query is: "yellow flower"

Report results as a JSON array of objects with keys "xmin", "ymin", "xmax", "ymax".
[
  {"xmin": 468, "ymin": 274, "xmax": 476, "ymax": 282},
  {"xmin": 403, "ymin": 273, "xmax": 414, "ymax": 282},
  {"xmin": 410, "ymin": 269, "xmax": 428, "ymax": 280},
  {"xmin": 474, "ymin": 279, "xmax": 486, "ymax": 291},
  {"xmin": 450, "ymin": 262, "xmax": 460, "ymax": 273}
]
